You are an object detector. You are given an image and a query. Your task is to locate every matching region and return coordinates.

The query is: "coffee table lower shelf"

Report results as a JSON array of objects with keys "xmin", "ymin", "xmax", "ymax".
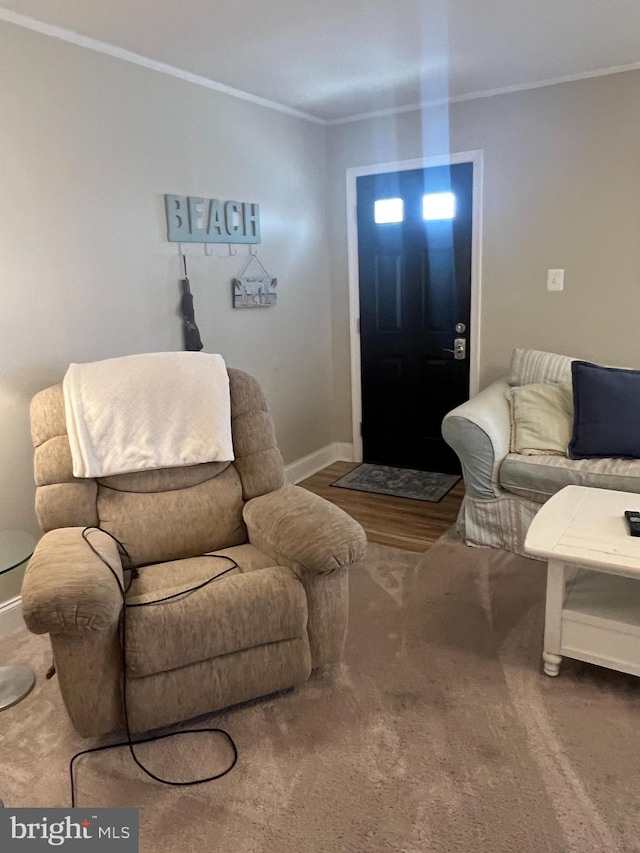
[{"xmin": 544, "ymin": 566, "xmax": 640, "ymax": 678}]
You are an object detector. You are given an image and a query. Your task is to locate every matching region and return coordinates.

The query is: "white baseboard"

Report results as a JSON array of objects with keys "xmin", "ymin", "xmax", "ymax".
[
  {"xmin": 0, "ymin": 595, "xmax": 24, "ymax": 639},
  {"xmin": 0, "ymin": 443, "xmax": 355, "ymax": 635},
  {"xmin": 285, "ymin": 442, "xmax": 355, "ymax": 485},
  {"xmin": 333, "ymin": 442, "xmax": 355, "ymax": 463}
]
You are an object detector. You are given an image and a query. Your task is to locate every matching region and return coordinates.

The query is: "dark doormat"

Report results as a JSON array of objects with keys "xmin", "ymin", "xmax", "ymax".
[{"xmin": 331, "ymin": 463, "xmax": 461, "ymax": 503}]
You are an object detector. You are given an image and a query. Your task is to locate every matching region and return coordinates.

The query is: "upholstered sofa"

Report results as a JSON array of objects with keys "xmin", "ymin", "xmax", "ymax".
[
  {"xmin": 22, "ymin": 368, "xmax": 367, "ymax": 737},
  {"xmin": 442, "ymin": 348, "xmax": 640, "ymax": 557}
]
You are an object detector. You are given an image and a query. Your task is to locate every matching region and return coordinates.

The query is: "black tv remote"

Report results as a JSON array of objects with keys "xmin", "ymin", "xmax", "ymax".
[{"xmin": 625, "ymin": 511, "xmax": 640, "ymax": 536}]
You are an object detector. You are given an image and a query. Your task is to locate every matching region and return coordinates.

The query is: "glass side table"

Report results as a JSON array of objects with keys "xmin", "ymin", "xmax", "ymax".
[{"xmin": 0, "ymin": 530, "xmax": 36, "ymax": 711}]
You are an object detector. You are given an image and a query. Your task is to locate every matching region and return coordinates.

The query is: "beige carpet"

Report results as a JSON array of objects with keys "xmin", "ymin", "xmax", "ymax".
[{"xmin": 1, "ymin": 536, "xmax": 640, "ymax": 852}]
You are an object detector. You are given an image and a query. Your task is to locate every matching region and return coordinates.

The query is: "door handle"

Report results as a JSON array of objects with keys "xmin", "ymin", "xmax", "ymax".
[{"xmin": 442, "ymin": 338, "xmax": 467, "ymax": 360}]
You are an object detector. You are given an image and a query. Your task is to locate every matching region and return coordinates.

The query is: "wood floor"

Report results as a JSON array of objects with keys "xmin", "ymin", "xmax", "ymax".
[{"xmin": 299, "ymin": 461, "xmax": 464, "ymax": 553}]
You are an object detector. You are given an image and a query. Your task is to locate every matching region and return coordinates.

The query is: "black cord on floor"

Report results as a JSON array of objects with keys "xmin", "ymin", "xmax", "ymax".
[{"xmin": 69, "ymin": 527, "xmax": 239, "ymax": 807}]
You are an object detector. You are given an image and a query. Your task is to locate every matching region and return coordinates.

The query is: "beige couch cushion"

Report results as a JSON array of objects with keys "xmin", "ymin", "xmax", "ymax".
[
  {"xmin": 228, "ymin": 368, "xmax": 285, "ymax": 500},
  {"xmin": 506, "ymin": 381, "xmax": 573, "ymax": 455},
  {"xmin": 125, "ymin": 564, "xmax": 307, "ymax": 677},
  {"xmin": 509, "ymin": 348, "xmax": 575, "ymax": 386},
  {"xmin": 500, "ymin": 453, "xmax": 640, "ymax": 503},
  {"xmin": 97, "ymin": 464, "xmax": 248, "ymax": 566},
  {"xmin": 126, "ymin": 543, "xmax": 278, "ymax": 601},
  {"xmin": 126, "ymin": 639, "xmax": 312, "ymax": 733}
]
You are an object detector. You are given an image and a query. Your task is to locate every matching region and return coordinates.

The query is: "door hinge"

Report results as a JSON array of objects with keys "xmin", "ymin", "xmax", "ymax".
[
  {"xmin": 356, "ymin": 318, "xmax": 360, "ymax": 334},
  {"xmin": 359, "ymin": 422, "xmax": 363, "ymax": 436}
]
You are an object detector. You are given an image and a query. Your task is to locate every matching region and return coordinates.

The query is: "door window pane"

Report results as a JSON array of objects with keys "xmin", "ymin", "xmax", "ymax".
[
  {"xmin": 374, "ymin": 198, "xmax": 404, "ymax": 224},
  {"xmin": 422, "ymin": 192, "xmax": 456, "ymax": 221}
]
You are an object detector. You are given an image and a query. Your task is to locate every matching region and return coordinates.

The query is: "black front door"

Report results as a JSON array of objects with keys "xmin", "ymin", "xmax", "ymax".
[{"xmin": 356, "ymin": 163, "xmax": 473, "ymax": 474}]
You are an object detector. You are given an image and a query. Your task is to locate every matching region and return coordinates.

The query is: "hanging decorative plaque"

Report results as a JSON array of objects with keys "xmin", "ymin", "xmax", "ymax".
[{"xmin": 232, "ymin": 254, "xmax": 276, "ymax": 308}]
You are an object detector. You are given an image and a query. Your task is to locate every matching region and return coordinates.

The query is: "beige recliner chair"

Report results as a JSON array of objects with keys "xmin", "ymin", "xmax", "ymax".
[{"xmin": 22, "ymin": 368, "xmax": 366, "ymax": 737}]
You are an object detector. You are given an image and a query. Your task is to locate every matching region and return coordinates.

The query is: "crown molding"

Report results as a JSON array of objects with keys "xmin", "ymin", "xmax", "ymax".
[
  {"xmin": 0, "ymin": 7, "xmax": 325, "ymax": 125},
  {"xmin": 3, "ymin": 6, "xmax": 640, "ymax": 128},
  {"xmin": 327, "ymin": 60, "xmax": 640, "ymax": 125}
]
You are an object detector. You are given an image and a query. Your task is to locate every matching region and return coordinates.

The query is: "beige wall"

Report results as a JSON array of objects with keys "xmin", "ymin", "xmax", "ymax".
[
  {"xmin": 4, "ymin": 19, "xmax": 640, "ymax": 604},
  {"xmin": 0, "ymin": 23, "xmax": 332, "ymax": 600},
  {"xmin": 328, "ymin": 70, "xmax": 640, "ymax": 443}
]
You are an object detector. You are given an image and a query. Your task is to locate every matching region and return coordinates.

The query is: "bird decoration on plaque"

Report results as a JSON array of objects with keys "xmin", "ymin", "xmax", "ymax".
[{"xmin": 232, "ymin": 253, "xmax": 277, "ymax": 309}]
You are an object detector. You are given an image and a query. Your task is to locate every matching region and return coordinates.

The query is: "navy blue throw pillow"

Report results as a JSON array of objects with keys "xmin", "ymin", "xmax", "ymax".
[{"xmin": 569, "ymin": 361, "xmax": 640, "ymax": 459}]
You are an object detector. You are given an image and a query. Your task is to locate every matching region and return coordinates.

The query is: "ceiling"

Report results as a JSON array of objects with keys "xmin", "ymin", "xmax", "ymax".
[{"xmin": 2, "ymin": 0, "xmax": 640, "ymax": 122}]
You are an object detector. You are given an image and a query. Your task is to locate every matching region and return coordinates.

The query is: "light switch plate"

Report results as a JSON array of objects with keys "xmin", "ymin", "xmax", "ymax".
[{"xmin": 547, "ymin": 269, "xmax": 564, "ymax": 291}]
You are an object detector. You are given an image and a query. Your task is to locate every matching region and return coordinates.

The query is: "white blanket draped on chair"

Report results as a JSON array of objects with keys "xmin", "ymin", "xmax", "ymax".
[{"xmin": 63, "ymin": 351, "xmax": 234, "ymax": 478}]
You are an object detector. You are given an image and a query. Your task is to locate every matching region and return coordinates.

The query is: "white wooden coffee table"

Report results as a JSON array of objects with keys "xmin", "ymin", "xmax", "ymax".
[{"xmin": 525, "ymin": 485, "xmax": 640, "ymax": 678}]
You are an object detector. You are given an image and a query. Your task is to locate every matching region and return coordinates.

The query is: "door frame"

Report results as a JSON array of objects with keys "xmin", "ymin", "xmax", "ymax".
[{"xmin": 346, "ymin": 150, "xmax": 483, "ymax": 463}]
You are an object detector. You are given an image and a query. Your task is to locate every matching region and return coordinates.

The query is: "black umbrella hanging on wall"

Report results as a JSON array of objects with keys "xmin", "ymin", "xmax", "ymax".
[{"xmin": 179, "ymin": 254, "xmax": 203, "ymax": 352}]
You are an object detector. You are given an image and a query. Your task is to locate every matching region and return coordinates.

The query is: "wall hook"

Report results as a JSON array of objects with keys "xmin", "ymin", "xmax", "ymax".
[{"xmin": 228, "ymin": 243, "xmax": 237, "ymax": 257}]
